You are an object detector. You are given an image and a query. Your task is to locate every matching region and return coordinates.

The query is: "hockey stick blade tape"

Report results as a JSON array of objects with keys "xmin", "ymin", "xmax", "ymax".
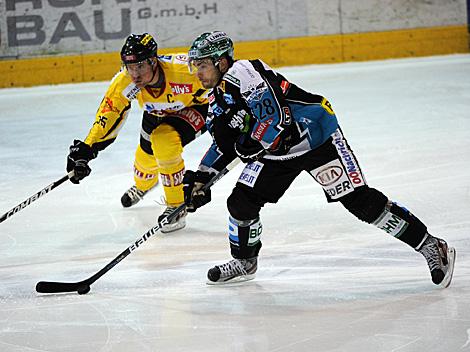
[{"xmin": 36, "ymin": 281, "xmax": 89, "ymax": 294}]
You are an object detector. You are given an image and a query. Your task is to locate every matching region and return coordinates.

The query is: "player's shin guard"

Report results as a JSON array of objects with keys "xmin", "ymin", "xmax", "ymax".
[
  {"xmin": 372, "ymin": 201, "xmax": 427, "ymax": 248},
  {"xmin": 228, "ymin": 216, "xmax": 263, "ymax": 259},
  {"xmin": 157, "ymin": 157, "xmax": 185, "ymax": 207},
  {"xmin": 341, "ymin": 187, "xmax": 427, "ymax": 248},
  {"xmin": 133, "ymin": 146, "xmax": 159, "ymax": 191},
  {"xmin": 151, "ymin": 124, "xmax": 185, "ymax": 207}
]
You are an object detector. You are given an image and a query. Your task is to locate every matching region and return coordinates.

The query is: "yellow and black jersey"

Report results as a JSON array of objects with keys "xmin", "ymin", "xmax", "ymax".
[{"xmin": 84, "ymin": 53, "xmax": 208, "ymax": 149}]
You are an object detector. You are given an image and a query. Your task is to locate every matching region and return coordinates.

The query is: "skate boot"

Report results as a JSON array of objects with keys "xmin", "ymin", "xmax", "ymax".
[
  {"xmin": 207, "ymin": 257, "xmax": 257, "ymax": 285},
  {"xmin": 417, "ymin": 234, "xmax": 456, "ymax": 288},
  {"xmin": 158, "ymin": 205, "xmax": 187, "ymax": 233},
  {"xmin": 121, "ymin": 185, "xmax": 149, "ymax": 208}
]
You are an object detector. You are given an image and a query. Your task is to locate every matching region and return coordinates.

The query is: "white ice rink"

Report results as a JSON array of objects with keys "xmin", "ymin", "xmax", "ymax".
[{"xmin": 1, "ymin": 55, "xmax": 470, "ymax": 352}]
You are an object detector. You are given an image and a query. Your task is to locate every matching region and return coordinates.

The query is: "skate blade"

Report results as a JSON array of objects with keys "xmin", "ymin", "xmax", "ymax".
[
  {"xmin": 206, "ymin": 273, "xmax": 256, "ymax": 285},
  {"xmin": 440, "ymin": 247, "xmax": 456, "ymax": 288},
  {"xmin": 160, "ymin": 220, "xmax": 186, "ymax": 234}
]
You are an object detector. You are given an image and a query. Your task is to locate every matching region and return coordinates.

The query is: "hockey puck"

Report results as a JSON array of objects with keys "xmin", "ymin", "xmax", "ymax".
[{"xmin": 77, "ymin": 284, "xmax": 90, "ymax": 295}]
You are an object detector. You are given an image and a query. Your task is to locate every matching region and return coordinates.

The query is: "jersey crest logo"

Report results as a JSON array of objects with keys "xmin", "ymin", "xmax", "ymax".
[
  {"xmin": 100, "ymin": 97, "xmax": 119, "ymax": 114},
  {"xmin": 242, "ymin": 81, "xmax": 267, "ymax": 103}
]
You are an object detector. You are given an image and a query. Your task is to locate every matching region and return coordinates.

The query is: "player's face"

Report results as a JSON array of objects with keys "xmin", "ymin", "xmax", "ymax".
[
  {"xmin": 125, "ymin": 60, "xmax": 157, "ymax": 88},
  {"xmin": 191, "ymin": 58, "xmax": 221, "ymax": 89}
]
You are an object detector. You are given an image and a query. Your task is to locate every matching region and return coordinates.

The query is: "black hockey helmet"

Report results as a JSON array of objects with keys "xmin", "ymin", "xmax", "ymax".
[{"xmin": 121, "ymin": 33, "xmax": 158, "ymax": 65}]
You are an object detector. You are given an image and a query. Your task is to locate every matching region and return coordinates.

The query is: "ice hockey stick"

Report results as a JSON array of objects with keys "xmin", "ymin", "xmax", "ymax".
[{"xmin": 36, "ymin": 159, "xmax": 240, "ymax": 295}]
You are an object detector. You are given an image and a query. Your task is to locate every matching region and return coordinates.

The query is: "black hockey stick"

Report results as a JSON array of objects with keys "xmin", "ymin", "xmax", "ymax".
[
  {"xmin": 0, "ymin": 171, "xmax": 74, "ymax": 224},
  {"xmin": 36, "ymin": 159, "xmax": 240, "ymax": 295}
]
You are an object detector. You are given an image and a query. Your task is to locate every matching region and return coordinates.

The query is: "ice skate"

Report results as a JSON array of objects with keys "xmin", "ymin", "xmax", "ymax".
[
  {"xmin": 417, "ymin": 234, "xmax": 456, "ymax": 288},
  {"xmin": 207, "ymin": 257, "xmax": 257, "ymax": 285},
  {"xmin": 121, "ymin": 185, "xmax": 149, "ymax": 208},
  {"xmin": 158, "ymin": 205, "xmax": 187, "ymax": 233}
]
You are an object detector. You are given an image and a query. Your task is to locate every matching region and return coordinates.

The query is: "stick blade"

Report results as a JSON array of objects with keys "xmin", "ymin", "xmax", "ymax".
[{"xmin": 36, "ymin": 281, "xmax": 84, "ymax": 294}]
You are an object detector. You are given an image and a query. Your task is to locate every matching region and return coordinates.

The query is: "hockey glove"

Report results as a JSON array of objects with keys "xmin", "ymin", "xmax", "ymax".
[
  {"xmin": 183, "ymin": 170, "xmax": 214, "ymax": 213},
  {"xmin": 234, "ymin": 135, "xmax": 266, "ymax": 163},
  {"xmin": 66, "ymin": 140, "xmax": 97, "ymax": 184}
]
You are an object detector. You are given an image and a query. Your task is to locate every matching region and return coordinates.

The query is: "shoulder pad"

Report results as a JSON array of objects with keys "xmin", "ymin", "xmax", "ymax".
[{"xmin": 226, "ymin": 61, "xmax": 267, "ymax": 104}]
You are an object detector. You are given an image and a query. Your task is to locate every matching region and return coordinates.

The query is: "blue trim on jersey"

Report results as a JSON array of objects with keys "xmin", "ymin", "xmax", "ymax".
[
  {"xmin": 200, "ymin": 143, "xmax": 222, "ymax": 169},
  {"xmin": 246, "ymin": 83, "xmax": 283, "ymax": 147},
  {"xmin": 289, "ymin": 103, "xmax": 339, "ymax": 149}
]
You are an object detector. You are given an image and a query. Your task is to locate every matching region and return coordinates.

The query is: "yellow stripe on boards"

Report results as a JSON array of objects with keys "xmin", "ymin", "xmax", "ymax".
[{"xmin": 0, "ymin": 25, "xmax": 468, "ymax": 88}]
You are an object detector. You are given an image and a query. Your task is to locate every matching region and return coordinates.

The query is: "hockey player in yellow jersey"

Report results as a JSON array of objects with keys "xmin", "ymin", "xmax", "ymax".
[{"xmin": 66, "ymin": 33, "xmax": 208, "ymax": 233}]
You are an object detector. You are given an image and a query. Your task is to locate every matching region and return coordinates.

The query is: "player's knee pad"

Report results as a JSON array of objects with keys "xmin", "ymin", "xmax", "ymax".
[
  {"xmin": 229, "ymin": 216, "xmax": 263, "ymax": 259},
  {"xmin": 227, "ymin": 187, "xmax": 262, "ymax": 221},
  {"xmin": 340, "ymin": 186, "xmax": 388, "ymax": 224}
]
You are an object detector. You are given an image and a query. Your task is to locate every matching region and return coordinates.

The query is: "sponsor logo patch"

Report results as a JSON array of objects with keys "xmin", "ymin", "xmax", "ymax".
[
  {"xmin": 374, "ymin": 211, "xmax": 409, "ymax": 238},
  {"xmin": 252, "ymin": 118, "xmax": 272, "ymax": 141},
  {"xmin": 123, "ymin": 54, "xmax": 137, "ymax": 62},
  {"xmin": 172, "ymin": 169, "xmax": 185, "ymax": 186},
  {"xmin": 282, "ymin": 106, "xmax": 292, "ymax": 125},
  {"xmin": 173, "ymin": 108, "xmax": 205, "ymax": 131},
  {"xmin": 315, "ymin": 165, "xmax": 344, "ymax": 186},
  {"xmin": 321, "ymin": 98, "xmax": 335, "ymax": 115},
  {"xmin": 123, "ymin": 83, "xmax": 140, "ymax": 100},
  {"xmin": 224, "ymin": 73, "xmax": 240, "ymax": 86},
  {"xmin": 207, "ymin": 31, "xmax": 226, "ymax": 42},
  {"xmin": 158, "ymin": 55, "xmax": 172, "ymax": 62},
  {"xmin": 133, "ymin": 167, "xmax": 156, "ymax": 180},
  {"xmin": 175, "ymin": 54, "xmax": 188, "ymax": 62},
  {"xmin": 332, "ymin": 130, "xmax": 365, "ymax": 187},
  {"xmin": 280, "ymin": 80, "xmax": 290, "ymax": 94},
  {"xmin": 160, "ymin": 173, "xmax": 171, "ymax": 187},
  {"xmin": 310, "ymin": 159, "xmax": 354, "ymax": 199},
  {"xmin": 238, "ymin": 161, "xmax": 263, "ymax": 187},
  {"xmin": 144, "ymin": 101, "xmax": 185, "ymax": 116},
  {"xmin": 169, "ymin": 82, "xmax": 193, "ymax": 95}
]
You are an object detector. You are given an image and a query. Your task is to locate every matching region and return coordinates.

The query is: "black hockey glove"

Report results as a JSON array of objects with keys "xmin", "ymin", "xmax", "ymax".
[
  {"xmin": 183, "ymin": 170, "xmax": 215, "ymax": 213},
  {"xmin": 66, "ymin": 140, "xmax": 97, "ymax": 184},
  {"xmin": 234, "ymin": 135, "xmax": 266, "ymax": 163}
]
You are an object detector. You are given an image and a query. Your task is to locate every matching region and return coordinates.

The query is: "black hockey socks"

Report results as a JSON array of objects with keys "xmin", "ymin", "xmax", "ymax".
[
  {"xmin": 228, "ymin": 216, "xmax": 263, "ymax": 259},
  {"xmin": 372, "ymin": 201, "xmax": 427, "ymax": 248}
]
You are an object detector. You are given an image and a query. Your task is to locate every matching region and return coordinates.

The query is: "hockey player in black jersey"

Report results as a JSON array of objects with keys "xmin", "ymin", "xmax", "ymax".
[{"xmin": 183, "ymin": 31, "xmax": 456, "ymax": 286}]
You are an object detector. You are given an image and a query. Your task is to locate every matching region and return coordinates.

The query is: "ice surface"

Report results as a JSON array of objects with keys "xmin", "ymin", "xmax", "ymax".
[{"xmin": 0, "ymin": 55, "xmax": 469, "ymax": 352}]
